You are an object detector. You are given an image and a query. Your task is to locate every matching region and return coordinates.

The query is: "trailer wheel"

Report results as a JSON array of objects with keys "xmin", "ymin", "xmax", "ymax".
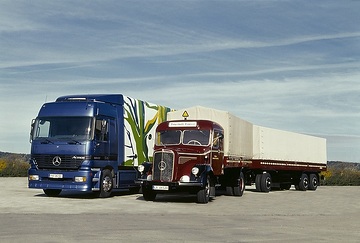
[
  {"xmin": 297, "ymin": 173, "xmax": 309, "ymax": 191},
  {"xmin": 142, "ymin": 186, "xmax": 157, "ymax": 201},
  {"xmin": 260, "ymin": 173, "xmax": 272, "ymax": 193},
  {"xmin": 43, "ymin": 189, "xmax": 62, "ymax": 197},
  {"xmin": 98, "ymin": 169, "xmax": 113, "ymax": 198},
  {"xmin": 233, "ymin": 172, "xmax": 245, "ymax": 197},
  {"xmin": 308, "ymin": 174, "xmax": 318, "ymax": 191},
  {"xmin": 197, "ymin": 176, "xmax": 210, "ymax": 204}
]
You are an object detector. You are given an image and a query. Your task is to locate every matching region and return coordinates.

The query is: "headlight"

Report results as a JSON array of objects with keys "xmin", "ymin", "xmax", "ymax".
[
  {"xmin": 180, "ymin": 175, "xmax": 190, "ymax": 182},
  {"xmin": 74, "ymin": 176, "xmax": 87, "ymax": 182},
  {"xmin": 146, "ymin": 175, "xmax": 152, "ymax": 181},
  {"xmin": 191, "ymin": 167, "xmax": 200, "ymax": 176},
  {"xmin": 29, "ymin": 175, "xmax": 39, "ymax": 181},
  {"xmin": 138, "ymin": 164, "xmax": 145, "ymax": 173}
]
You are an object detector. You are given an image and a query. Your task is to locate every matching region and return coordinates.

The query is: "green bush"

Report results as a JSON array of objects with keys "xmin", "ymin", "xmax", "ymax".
[
  {"xmin": 0, "ymin": 154, "xmax": 29, "ymax": 177},
  {"xmin": 321, "ymin": 168, "xmax": 360, "ymax": 186}
]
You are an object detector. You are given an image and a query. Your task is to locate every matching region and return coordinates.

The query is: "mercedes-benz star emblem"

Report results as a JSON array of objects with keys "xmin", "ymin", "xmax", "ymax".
[
  {"xmin": 158, "ymin": 161, "xmax": 167, "ymax": 171},
  {"xmin": 52, "ymin": 156, "xmax": 62, "ymax": 166}
]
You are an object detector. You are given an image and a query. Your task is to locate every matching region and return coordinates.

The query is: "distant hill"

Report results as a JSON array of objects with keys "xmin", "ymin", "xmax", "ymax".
[{"xmin": 327, "ymin": 161, "xmax": 360, "ymax": 171}]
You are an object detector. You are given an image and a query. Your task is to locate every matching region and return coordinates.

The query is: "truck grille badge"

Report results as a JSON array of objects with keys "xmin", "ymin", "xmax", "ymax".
[
  {"xmin": 52, "ymin": 156, "xmax": 62, "ymax": 166},
  {"xmin": 158, "ymin": 161, "xmax": 167, "ymax": 171}
]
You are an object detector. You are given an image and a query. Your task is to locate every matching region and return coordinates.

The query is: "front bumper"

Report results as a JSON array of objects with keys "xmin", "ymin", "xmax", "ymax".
[
  {"xmin": 142, "ymin": 180, "xmax": 203, "ymax": 193},
  {"xmin": 28, "ymin": 168, "xmax": 94, "ymax": 191}
]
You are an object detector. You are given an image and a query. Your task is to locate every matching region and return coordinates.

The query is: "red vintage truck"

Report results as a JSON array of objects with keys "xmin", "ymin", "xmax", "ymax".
[{"xmin": 138, "ymin": 106, "xmax": 327, "ymax": 203}]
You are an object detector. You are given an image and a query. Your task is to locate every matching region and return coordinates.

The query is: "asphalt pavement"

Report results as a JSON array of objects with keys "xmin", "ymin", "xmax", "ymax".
[{"xmin": 0, "ymin": 177, "xmax": 359, "ymax": 242}]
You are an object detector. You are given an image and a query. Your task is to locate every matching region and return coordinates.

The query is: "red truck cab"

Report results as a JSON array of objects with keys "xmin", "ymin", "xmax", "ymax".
[{"xmin": 139, "ymin": 120, "xmax": 225, "ymax": 203}]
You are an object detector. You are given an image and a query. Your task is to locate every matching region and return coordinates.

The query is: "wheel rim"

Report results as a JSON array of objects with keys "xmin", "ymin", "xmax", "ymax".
[
  {"xmin": 240, "ymin": 177, "xmax": 245, "ymax": 192},
  {"xmin": 205, "ymin": 178, "xmax": 210, "ymax": 198},
  {"xmin": 265, "ymin": 177, "xmax": 271, "ymax": 190},
  {"xmin": 312, "ymin": 177, "xmax": 318, "ymax": 188},
  {"xmin": 303, "ymin": 177, "xmax": 309, "ymax": 188},
  {"xmin": 102, "ymin": 176, "xmax": 113, "ymax": 192}
]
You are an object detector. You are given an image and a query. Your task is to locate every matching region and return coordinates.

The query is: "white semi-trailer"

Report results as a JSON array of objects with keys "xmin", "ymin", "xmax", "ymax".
[{"xmin": 139, "ymin": 106, "xmax": 327, "ymax": 203}]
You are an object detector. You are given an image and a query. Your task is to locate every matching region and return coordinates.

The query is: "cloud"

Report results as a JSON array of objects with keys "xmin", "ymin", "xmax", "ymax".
[{"xmin": 0, "ymin": 0, "xmax": 359, "ymax": 162}]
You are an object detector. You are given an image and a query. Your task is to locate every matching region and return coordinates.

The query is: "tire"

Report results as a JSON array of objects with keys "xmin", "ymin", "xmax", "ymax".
[
  {"xmin": 233, "ymin": 172, "xmax": 245, "ymax": 197},
  {"xmin": 255, "ymin": 174, "xmax": 262, "ymax": 192},
  {"xmin": 43, "ymin": 189, "xmax": 62, "ymax": 197},
  {"xmin": 142, "ymin": 186, "xmax": 157, "ymax": 201},
  {"xmin": 226, "ymin": 186, "xmax": 234, "ymax": 196},
  {"xmin": 98, "ymin": 169, "xmax": 113, "ymax": 198},
  {"xmin": 297, "ymin": 173, "xmax": 309, "ymax": 191},
  {"xmin": 308, "ymin": 174, "xmax": 318, "ymax": 191},
  {"xmin": 197, "ymin": 176, "xmax": 211, "ymax": 204},
  {"xmin": 260, "ymin": 173, "xmax": 271, "ymax": 193}
]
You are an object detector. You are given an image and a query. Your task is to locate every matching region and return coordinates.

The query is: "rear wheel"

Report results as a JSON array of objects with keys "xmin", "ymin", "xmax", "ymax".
[
  {"xmin": 197, "ymin": 176, "xmax": 211, "ymax": 204},
  {"xmin": 308, "ymin": 174, "xmax": 318, "ymax": 191},
  {"xmin": 260, "ymin": 173, "xmax": 272, "ymax": 193},
  {"xmin": 233, "ymin": 172, "xmax": 245, "ymax": 196},
  {"xmin": 226, "ymin": 186, "xmax": 234, "ymax": 196},
  {"xmin": 43, "ymin": 189, "xmax": 62, "ymax": 197},
  {"xmin": 255, "ymin": 174, "xmax": 262, "ymax": 192}
]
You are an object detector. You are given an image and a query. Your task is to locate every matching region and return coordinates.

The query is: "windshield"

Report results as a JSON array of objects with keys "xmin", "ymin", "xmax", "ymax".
[
  {"xmin": 156, "ymin": 130, "xmax": 181, "ymax": 145},
  {"xmin": 33, "ymin": 117, "xmax": 93, "ymax": 141},
  {"xmin": 156, "ymin": 129, "xmax": 210, "ymax": 146},
  {"xmin": 183, "ymin": 130, "xmax": 210, "ymax": 145}
]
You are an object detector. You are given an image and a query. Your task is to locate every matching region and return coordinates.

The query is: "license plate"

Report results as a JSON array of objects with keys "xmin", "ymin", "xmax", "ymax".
[
  {"xmin": 152, "ymin": 185, "xmax": 169, "ymax": 191},
  {"xmin": 49, "ymin": 173, "xmax": 63, "ymax": 179}
]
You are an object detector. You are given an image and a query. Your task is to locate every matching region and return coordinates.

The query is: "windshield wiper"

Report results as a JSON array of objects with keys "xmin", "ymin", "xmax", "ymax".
[
  {"xmin": 40, "ymin": 138, "xmax": 54, "ymax": 144},
  {"xmin": 68, "ymin": 139, "xmax": 82, "ymax": 145}
]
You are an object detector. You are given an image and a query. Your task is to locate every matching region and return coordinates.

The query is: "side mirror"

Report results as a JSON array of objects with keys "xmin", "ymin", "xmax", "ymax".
[
  {"xmin": 101, "ymin": 119, "xmax": 107, "ymax": 129},
  {"xmin": 29, "ymin": 119, "xmax": 35, "ymax": 143}
]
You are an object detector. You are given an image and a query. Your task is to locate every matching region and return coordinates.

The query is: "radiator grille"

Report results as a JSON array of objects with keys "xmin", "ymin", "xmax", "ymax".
[
  {"xmin": 152, "ymin": 151, "xmax": 174, "ymax": 182},
  {"xmin": 32, "ymin": 154, "xmax": 84, "ymax": 170}
]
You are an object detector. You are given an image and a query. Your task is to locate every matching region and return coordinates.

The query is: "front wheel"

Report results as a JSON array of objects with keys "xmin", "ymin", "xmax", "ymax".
[
  {"xmin": 43, "ymin": 189, "xmax": 62, "ymax": 197},
  {"xmin": 98, "ymin": 169, "xmax": 113, "ymax": 198},
  {"xmin": 142, "ymin": 186, "xmax": 157, "ymax": 201},
  {"xmin": 197, "ymin": 176, "xmax": 211, "ymax": 204}
]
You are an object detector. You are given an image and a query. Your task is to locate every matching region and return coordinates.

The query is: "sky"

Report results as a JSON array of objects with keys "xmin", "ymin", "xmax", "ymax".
[{"xmin": 1, "ymin": 0, "xmax": 359, "ymax": 162}]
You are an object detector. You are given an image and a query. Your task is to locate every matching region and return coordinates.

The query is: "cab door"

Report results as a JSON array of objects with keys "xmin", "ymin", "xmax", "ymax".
[
  {"xmin": 211, "ymin": 129, "xmax": 224, "ymax": 176},
  {"xmin": 93, "ymin": 118, "xmax": 110, "ymax": 160}
]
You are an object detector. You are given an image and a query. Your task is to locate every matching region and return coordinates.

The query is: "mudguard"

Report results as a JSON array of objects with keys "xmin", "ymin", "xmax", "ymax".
[
  {"xmin": 190, "ymin": 164, "xmax": 213, "ymax": 185},
  {"xmin": 138, "ymin": 161, "xmax": 152, "ymax": 180}
]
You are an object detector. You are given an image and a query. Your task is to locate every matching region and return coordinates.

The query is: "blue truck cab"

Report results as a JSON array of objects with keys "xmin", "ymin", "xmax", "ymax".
[{"xmin": 28, "ymin": 94, "xmax": 170, "ymax": 197}]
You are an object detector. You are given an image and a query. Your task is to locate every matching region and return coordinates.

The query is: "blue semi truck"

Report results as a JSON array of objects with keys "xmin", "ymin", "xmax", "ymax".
[{"xmin": 28, "ymin": 94, "xmax": 170, "ymax": 197}]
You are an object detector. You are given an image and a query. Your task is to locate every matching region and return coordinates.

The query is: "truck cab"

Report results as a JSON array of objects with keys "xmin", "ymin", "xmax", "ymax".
[
  {"xmin": 28, "ymin": 94, "xmax": 169, "ymax": 197},
  {"xmin": 139, "ymin": 120, "xmax": 224, "ymax": 203}
]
